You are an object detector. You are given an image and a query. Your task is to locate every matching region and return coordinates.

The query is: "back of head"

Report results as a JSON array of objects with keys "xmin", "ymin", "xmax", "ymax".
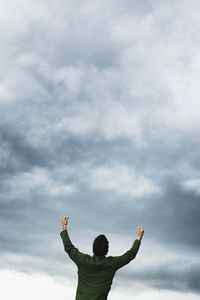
[{"xmin": 93, "ymin": 234, "xmax": 109, "ymax": 257}]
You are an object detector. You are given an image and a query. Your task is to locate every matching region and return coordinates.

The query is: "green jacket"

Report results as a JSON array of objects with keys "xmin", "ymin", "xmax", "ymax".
[{"xmin": 60, "ymin": 229, "xmax": 141, "ymax": 300}]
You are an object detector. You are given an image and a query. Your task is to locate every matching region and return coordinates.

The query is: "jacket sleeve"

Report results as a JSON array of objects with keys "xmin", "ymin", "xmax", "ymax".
[
  {"xmin": 111, "ymin": 239, "xmax": 141, "ymax": 270},
  {"xmin": 60, "ymin": 229, "xmax": 88, "ymax": 266}
]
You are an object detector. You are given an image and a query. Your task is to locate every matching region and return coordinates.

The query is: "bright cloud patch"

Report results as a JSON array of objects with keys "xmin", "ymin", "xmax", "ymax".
[
  {"xmin": 0, "ymin": 269, "xmax": 75, "ymax": 300},
  {"xmin": 1, "ymin": 167, "xmax": 75, "ymax": 201},
  {"xmin": 87, "ymin": 165, "xmax": 160, "ymax": 197},
  {"xmin": 182, "ymin": 178, "xmax": 200, "ymax": 195}
]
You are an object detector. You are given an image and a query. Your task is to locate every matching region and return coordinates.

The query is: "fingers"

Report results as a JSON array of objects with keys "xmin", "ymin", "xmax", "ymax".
[
  {"xmin": 61, "ymin": 216, "xmax": 69, "ymax": 225},
  {"xmin": 137, "ymin": 225, "xmax": 144, "ymax": 232}
]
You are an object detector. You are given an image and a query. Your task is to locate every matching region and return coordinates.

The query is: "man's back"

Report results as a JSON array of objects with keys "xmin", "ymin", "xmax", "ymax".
[
  {"xmin": 60, "ymin": 226, "xmax": 142, "ymax": 300},
  {"xmin": 75, "ymin": 254, "xmax": 116, "ymax": 299}
]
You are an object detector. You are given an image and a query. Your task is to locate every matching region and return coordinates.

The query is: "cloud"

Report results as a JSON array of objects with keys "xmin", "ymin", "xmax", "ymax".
[
  {"xmin": 85, "ymin": 164, "xmax": 161, "ymax": 197},
  {"xmin": 119, "ymin": 261, "xmax": 200, "ymax": 294},
  {"xmin": 0, "ymin": 269, "xmax": 76, "ymax": 300},
  {"xmin": 51, "ymin": 101, "xmax": 143, "ymax": 142},
  {"xmin": 0, "ymin": 167, "xmax": 75, "ymax": 203},
  {"xmin": 182, "ymin": 179, "xmax": 200, "ymax": 195}
]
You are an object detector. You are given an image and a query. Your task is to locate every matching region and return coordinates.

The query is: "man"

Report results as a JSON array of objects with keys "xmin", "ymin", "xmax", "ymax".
[{"xmin": 60, "ymin": 216, "xmax": 144, "ymax": 300}]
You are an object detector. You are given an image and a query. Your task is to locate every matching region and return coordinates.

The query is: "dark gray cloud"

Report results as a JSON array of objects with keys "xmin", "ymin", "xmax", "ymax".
[
  {"xmin": 114, "ymin": 261, "xmax": 200, "ymax": 294},
  {"xmin": 0, "ymin": 125, "xmax": 48, "ymax": 175}
]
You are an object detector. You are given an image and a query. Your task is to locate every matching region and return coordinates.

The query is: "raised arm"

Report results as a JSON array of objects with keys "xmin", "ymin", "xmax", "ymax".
[
  {"xmin": 60, "ymin": 216, "xmax": 88, "ymax": 266},
  {"xmin": 112, "ymin": 225, "xmax": 144, "ymax": 270}
]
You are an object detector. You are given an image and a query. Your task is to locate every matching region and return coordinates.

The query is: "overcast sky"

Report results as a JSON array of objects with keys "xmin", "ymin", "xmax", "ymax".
[{"xmin": 0, "ymin": 0, "xmax": 200, "ymax": 299}]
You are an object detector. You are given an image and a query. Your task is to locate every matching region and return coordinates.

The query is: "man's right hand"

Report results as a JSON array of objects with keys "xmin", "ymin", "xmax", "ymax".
[
  {"xmin": 137, "ymin": 225, "xmax": 144, "ymax": 241},
  {"xmin": 62, "ymin": 216, "xmax": 69, "ymax": 230}
]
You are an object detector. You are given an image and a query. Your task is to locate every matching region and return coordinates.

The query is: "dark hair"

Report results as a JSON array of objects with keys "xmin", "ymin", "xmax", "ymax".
[{"xmin": 93, "ymin": 235, "xmax": 109, "ymax": 256}]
